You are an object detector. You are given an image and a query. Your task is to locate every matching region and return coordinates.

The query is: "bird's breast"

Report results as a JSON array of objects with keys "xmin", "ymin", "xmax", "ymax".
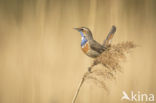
[
  {"xmin": 81, "ymin": 42, "xmax": 89, "ymax": 54},
  {"xmin": 81, "ymin": 41, "xmax": 101, "ymax": 58}
]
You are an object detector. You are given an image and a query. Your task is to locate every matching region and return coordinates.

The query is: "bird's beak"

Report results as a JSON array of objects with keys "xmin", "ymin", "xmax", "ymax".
[{"xmin": 73, "ymin": 28, "xmax": 81, "ymax": 32}]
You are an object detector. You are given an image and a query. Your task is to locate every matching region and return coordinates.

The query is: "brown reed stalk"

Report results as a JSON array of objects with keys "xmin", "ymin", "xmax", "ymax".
[
  {"xmin": 72, "ymin": 41, "xmax": 136, "ymax": 103},
  {"xmin": 72, "ymin": 72, "xmax": 88, "ymax": 103}
]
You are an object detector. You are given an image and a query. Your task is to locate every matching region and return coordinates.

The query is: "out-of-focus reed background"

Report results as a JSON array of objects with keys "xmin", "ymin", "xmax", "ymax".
[{"xmin": 0, "ymin": 0, "xmax": 156, "ymax": 103}]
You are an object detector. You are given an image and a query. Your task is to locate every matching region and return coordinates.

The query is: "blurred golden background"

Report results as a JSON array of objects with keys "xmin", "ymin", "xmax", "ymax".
[{"xmin": 0, "ymin": 0, "xmax": 156, "ymax": 103}]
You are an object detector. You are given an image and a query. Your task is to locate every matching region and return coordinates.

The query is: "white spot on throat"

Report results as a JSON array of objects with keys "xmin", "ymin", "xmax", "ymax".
[{"xmin": 81, "ymin": 36, "xmax": 85, "ymax": 40}]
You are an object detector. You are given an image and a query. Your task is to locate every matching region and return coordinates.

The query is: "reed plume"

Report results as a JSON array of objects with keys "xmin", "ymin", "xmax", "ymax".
[{"xmin": 72, "ymin": 41, "xmax": 136, "ymax": 103}]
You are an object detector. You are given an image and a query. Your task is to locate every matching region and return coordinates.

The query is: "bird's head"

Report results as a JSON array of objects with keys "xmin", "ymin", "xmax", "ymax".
[{"xmin": 74, "ymin": 27, "xmax": 93, "ymax": 41}]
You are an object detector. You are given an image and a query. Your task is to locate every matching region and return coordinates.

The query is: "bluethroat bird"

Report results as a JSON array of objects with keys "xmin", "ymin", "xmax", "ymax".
[{"xmin": 74, "ymin": 25, "xmax": 116, "ymax": 58}]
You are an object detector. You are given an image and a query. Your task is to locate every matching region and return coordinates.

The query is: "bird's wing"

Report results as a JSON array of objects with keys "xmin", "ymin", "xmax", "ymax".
[
  {"xmin": 103, "ymin": 25, "xmax": 116, "ymax": 47},
  {"xmin": 90, "ymin": 40, "xmax": 106, "ymax": 53}
]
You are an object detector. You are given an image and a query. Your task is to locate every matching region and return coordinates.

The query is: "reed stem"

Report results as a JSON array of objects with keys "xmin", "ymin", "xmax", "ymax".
[{"xmin": 72, "ymin": 75, "xmax": 85, "ymax": 103}]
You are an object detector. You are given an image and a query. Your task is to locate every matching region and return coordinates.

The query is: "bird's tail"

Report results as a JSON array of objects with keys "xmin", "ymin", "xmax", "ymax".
[{"xmin": 103, "ymin": 25, "xmax": 116, "ymax": 47}]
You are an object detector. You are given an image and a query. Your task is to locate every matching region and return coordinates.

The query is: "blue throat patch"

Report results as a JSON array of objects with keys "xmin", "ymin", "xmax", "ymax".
[{"xmin": 80, "ymin": 31, "xmax": 88, "ymax": 46}]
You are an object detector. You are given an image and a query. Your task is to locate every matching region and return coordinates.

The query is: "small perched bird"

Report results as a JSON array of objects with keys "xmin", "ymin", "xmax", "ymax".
[{"xmin": 74, "ymin": 26, "xmax": 116, "ymax": 58}]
